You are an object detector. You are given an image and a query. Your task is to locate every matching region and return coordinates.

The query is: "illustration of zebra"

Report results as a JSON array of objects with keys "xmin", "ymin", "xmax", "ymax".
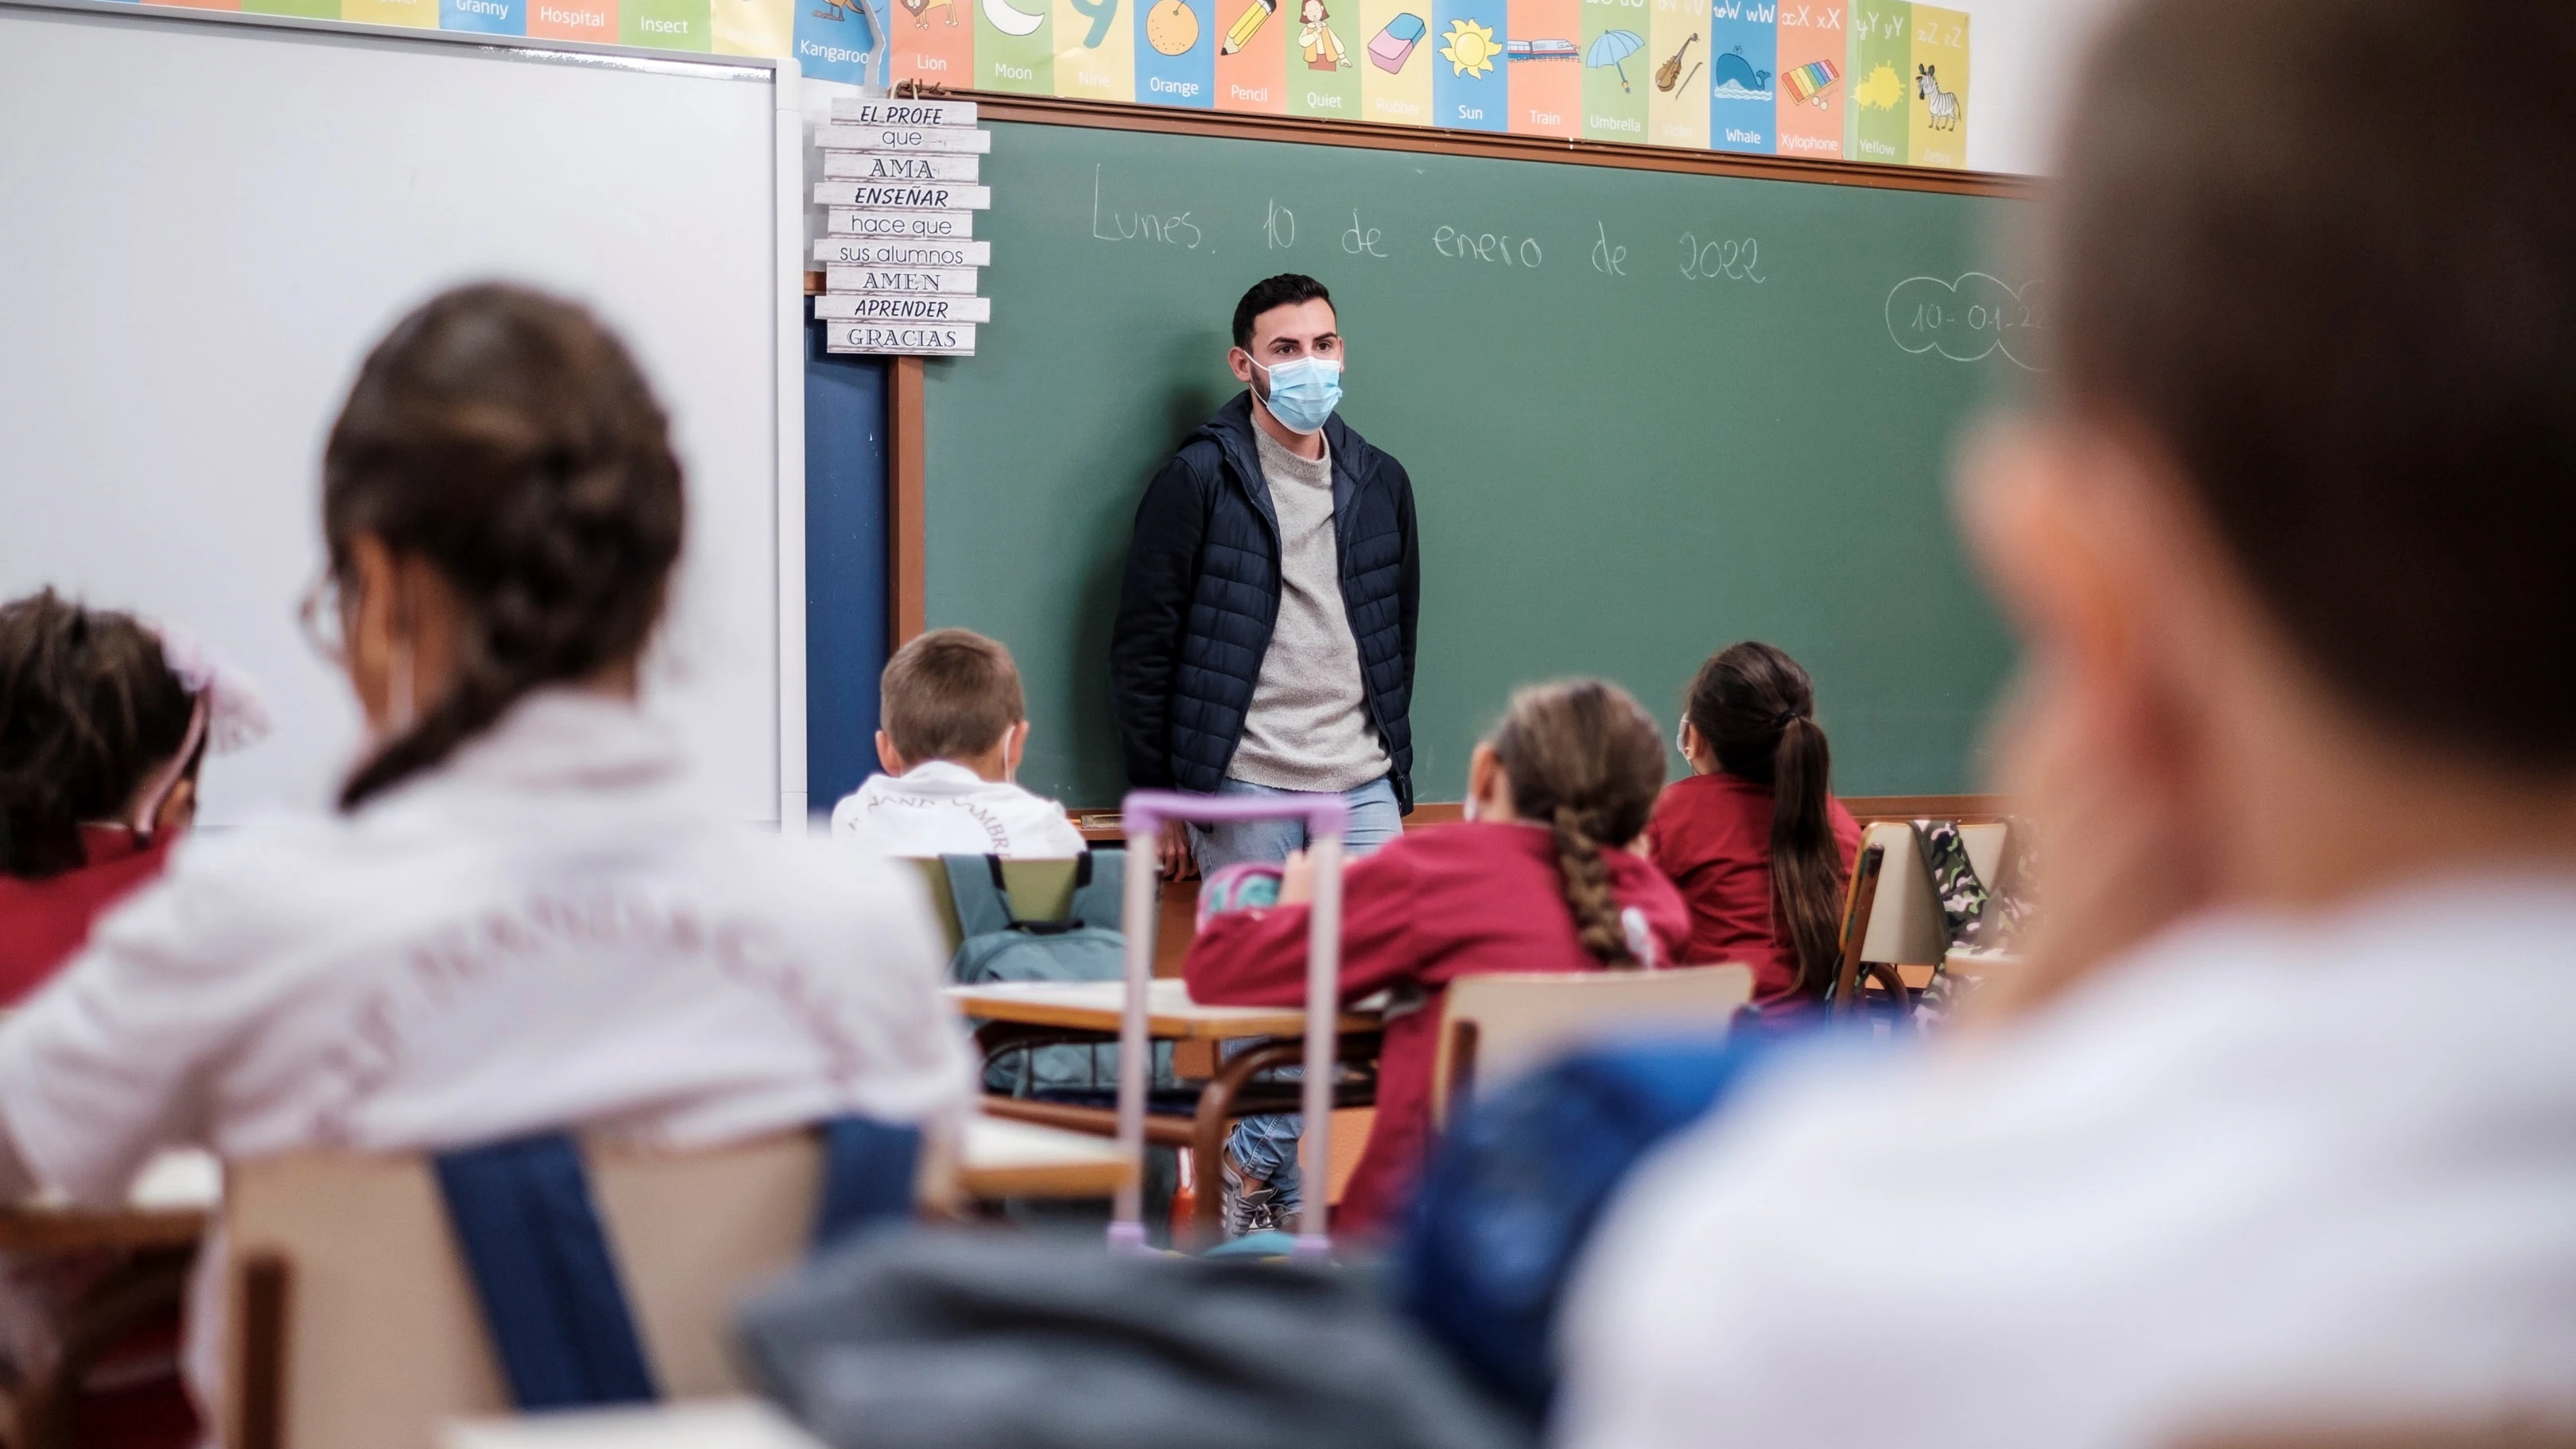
[{"xmin": 1916, "ymin": 63, "xmax": 1960, "ymax": 130}]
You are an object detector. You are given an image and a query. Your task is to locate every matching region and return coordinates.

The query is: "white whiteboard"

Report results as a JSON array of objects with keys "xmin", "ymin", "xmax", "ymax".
[{"xmin": 0, "ymin": 1, "xmax": 805, "ymax": 826}]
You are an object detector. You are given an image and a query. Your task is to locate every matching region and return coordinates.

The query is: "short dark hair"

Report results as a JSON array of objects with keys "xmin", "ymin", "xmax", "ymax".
[
  {"xmin": 1232, "ymin": 274, "xmax": 1333, "ymax": 350},
  {"xmin": 880, "ymin": 628, "xmax": 1026, "ymax": 764},
  {"xmin": 0, "ymin": 590, "xmax": 194, "ymax": 878},
  {"xmin": 2052, "ymin": 0, "xmax": 2576, "ymax": 770}
]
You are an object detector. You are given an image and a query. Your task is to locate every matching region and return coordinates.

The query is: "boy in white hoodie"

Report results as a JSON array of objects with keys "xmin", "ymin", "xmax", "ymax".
[{"xmin": 831, "ymin": 629, "xmax": 1087, "ymax": 859}]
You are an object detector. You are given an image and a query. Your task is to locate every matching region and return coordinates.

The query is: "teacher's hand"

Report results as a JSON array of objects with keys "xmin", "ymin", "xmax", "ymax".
[
  {"xmin": 1277, "ymin": 849, "xmax": 1314, "ymax": 906},
  {"xmin": 1158, "ymin": 818, "xmax": 1197, "ymax": 881}
]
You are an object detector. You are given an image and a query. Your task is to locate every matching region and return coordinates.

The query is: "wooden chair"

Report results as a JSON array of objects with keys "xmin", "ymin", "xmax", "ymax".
[
  {"xmin": 223, "ymin": 1129, "xmax": 956, "ymax": 1449},
  {"xmin": 2176, "ymin": 1420, "xmax": 2576, "ymax": 1449},
  {"xmin": 1829, "ymin": 820, "xmax": 1953, "ymax": 1018},
  {"xmin": 905, "ymin": 856, "xmax": 1084, "ymax": 955},
  {"xmin": 1429, "ymin": 964, "xmax": 1757, "ymax": 1125}
]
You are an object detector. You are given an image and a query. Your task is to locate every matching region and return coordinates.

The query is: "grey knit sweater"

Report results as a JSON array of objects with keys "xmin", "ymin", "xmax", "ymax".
[{"xmin": 1227, "ymin": 427, "xmax": 1391, "ymax": 792}]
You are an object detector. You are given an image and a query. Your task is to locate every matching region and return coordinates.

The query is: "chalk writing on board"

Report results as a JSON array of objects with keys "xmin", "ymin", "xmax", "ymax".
[
  {"xmin": 1678, "ymin": 233, "xmax": 1763, "ymax": 283},
  {"xmin": 1433, "ymin": 227, "xmax": 1543, "ymax": 267},
  {"xmin": 1884, "ymin": 272, "xmax": 2046, "ymax": 370},
  {"xmin": 1592, "ymin": 223, "xmax": 1630, "ymax": 276},
  {"xmin": 1092, "ymin": 165, "xmax": 1205, "ymax": 249},
  {"xmin": 1343, "ymin": 211, "xmax": 1387, "ymax": 257},
  {"xmin": 1265, "ymin": 200, "xmax": 1298, "ymax": 249}
]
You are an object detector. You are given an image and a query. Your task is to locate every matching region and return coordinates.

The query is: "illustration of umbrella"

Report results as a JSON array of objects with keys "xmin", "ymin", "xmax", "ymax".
[{"xmin": 1585, "ymin": 28, "xmax": 1646, "ymax": 90}]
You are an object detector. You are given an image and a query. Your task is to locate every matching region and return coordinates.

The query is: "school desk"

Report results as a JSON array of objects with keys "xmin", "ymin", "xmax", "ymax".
[
  {"xmin": 443, "ymin": 1399, "xmax": 826, "ymax": 1448},
  {"xmin": 949, "ymin": 979, "xmax": 1386, "ymax": 1243}
]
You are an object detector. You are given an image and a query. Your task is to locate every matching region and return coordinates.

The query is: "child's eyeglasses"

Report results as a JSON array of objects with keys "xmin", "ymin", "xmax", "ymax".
[{"xmin": 297, "ymin": 574, "xmax": 348, "ymax": 665}]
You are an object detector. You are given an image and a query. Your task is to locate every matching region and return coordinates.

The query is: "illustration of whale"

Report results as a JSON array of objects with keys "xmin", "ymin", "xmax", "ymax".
[
  {"xmin": 1709, "ymin": 45, "xmax": 1770, "ymax": 97},
  {"xmin": 983, "ymin": 0, "xmax": 1044, "ymax": 34}
]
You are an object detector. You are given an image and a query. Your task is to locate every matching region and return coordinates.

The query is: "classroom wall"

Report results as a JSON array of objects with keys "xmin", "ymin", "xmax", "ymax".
[
  {"xmin": 1957, "ymin": 0, "xmax": 2114, "ymax": 175},
  {"xmin": 804, "ymin": 331, "xmax": 893, "ymax": 827}
]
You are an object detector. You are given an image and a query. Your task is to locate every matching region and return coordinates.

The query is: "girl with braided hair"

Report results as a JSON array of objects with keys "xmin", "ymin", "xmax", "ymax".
[
  {"xmin": 1646, "ymin": 641, "xmax": 1861, "ymax": 1017},
  {"xmin": 1185, "ymin": 678, "xmax": 1689, "ymax": 1237},
  {"xmin": 0, "ymin": 285, "xmax": 969, "ymax": 1416}
]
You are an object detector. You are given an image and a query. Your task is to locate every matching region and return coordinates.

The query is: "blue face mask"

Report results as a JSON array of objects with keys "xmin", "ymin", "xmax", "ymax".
[{"xmin": 1253, "ymin": 355, "xmax": 1343, "ymax": 434}]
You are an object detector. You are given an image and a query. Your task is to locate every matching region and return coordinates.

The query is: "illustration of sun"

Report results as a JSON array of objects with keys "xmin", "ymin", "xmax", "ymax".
[
  {"xmin": 1853, "ymin": 60, "xmax": 1903, "ymax": 110},
  {"xmin": 1440, "ymin": 17, "xmax": 1497, "ymax": 76}
]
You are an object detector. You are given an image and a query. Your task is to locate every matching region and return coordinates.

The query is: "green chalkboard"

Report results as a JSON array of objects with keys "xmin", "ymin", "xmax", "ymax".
[{"xmin": 921, "ymin": 119, "xmax": 2040, "ymax": 808}]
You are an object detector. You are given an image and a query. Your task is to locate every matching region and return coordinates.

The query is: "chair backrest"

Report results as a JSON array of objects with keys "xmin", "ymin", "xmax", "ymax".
[
  {"xmin": 1828, "ymin": 822, "xmax": 1954, "ymax": 1017},
  {"xmin": 1956, "ymin": 820, "xmax": 2008, "ymax": 893},
  {"xmin": 906, "ymin": 857, "xmax": 1084, "ymax": 955},
  {"xmin": 1429, "ymin": 964, "xmax": 1756, "ymax": 1125},
  {"xmin": 224, "ymin": 1130, "xmax": 949, "ymax": 1449},
  {"xmin": 1852, "ymin": 820, "xmax": 1949, "ymax": 968}
]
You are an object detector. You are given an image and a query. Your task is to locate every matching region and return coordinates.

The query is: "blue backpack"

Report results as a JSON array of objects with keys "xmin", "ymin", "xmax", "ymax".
[
  {"xmin": 942, "ymin": 852, "xmax": 1170, "ymax": 1097},
  {"xmin": 1395, "ymin": 1031, "xmax": 1805, "ymax": 1419}
]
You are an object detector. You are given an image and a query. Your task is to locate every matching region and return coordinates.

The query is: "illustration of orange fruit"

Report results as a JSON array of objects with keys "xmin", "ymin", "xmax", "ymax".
[{"xmin": 1146, "ymin": 0, "xmax": 1199, "ymax": 54}]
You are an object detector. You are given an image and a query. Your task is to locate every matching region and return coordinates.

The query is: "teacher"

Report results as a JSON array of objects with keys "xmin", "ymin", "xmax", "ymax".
[{"xmin": 1111, "ymin": 273, "xmax": 1420, "ymax": 881}]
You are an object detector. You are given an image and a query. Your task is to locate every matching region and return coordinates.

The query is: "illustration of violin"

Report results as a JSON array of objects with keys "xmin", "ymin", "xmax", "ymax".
[{"xmin": 1655, "ymin": 32, "xmax": 1701, "ymax": 92}]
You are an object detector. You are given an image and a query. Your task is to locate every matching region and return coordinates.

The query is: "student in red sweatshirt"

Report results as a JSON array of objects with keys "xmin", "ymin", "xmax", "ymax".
[
  {"xmin": 0, "ymin": 592, "xmax": 227, "ymax": 1006},
  {"xmin": 0, "ymin": 589, "xmax": 267, "ymax": 1449},
  {"xmin": 1185, "ymin": 679, "xmax": 1690, "ymax": 1238},
  {"xmin": 1646, "ymin": 641, "xmax": 1861, "ymax": 1017}
]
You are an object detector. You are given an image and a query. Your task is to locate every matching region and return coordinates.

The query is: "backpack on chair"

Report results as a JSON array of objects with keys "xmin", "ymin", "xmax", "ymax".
[{"xmin": 941, "ymin": 852, "xmax": 1168, "ymax": 1097}]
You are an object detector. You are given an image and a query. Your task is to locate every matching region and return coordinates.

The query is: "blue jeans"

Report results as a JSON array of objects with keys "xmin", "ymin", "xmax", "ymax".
[
  {"xmin": 1192, "ymin": 774, "xmax": 1400, "ymax": 1220},
  {"xmin": 1189, "ymin": 774, "xmax": 1402, "ymax": 873}
]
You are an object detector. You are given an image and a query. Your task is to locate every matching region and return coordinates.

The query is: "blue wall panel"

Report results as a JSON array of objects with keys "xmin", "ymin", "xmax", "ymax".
[{"xmin": 804, "ymin": 323, "xmax": 890, "ymax": 826}]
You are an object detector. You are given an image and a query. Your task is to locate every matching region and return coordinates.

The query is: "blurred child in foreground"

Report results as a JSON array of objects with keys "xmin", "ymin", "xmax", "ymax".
[{"xmin": 1558, "ymin": 1, "xmax": 2576, "ymax": 1444}]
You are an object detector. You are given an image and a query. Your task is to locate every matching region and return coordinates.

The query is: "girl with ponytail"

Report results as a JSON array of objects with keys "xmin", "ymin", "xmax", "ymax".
[
  {"xmin": 0, "ymin": 286, "xmax": 968, "ymax": 1416},
  {"xmin": 1186, "ymin": 679, "xmax": 1689, "ymax": 1237},
  {"xmin": 1647, "ymin": 641, "xmax": 1862, "ymax": 1014}
]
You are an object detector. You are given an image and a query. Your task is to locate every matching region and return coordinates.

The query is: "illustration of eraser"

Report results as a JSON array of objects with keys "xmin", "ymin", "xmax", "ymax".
[{"xmin": 1369, "ymin": 12, "xmax": 1425, "ymax": 72}]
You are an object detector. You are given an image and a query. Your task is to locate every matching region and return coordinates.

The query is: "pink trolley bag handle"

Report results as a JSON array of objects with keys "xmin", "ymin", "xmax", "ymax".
[{"xmin": 1111, "ymin": 789, "xmax": 1350, "ymax": 1259}]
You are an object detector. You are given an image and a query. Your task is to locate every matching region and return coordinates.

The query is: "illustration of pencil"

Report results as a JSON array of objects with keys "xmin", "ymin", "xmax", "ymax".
[{"xmin": 1220, "ymin": 0, "xmax": 1274, "ymax": 53}]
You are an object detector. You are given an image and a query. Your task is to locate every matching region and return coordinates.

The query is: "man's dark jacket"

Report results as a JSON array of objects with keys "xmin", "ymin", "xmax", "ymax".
[{"xmin": 1111, "ymin": 393, "xmax": 1419, "ymax": 811}]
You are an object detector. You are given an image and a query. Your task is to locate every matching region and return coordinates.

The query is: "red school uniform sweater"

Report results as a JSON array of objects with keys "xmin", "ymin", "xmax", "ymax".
[
  {"xmin": 1184, "ymin": 821, "xmax": 1690, "ymax": 1238},
  {"xmin": 0, "ymin": 825, "xmax": 173, "ymax": 1008},
  {"xmin": 1644, "ymin": 772, "xmax": 1862, "ymax": 1014}
]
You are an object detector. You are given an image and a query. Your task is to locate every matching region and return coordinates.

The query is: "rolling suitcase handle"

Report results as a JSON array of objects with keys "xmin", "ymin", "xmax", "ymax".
[{"xmin": 1112, "ymin": 789, "xmax": 1350, "ymax": 1258}]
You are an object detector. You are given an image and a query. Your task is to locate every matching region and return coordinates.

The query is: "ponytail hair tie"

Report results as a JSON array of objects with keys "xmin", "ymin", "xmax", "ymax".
[{"xmin": 1774, "ymin": 709, "xmax": 1808, "ymax": 730}]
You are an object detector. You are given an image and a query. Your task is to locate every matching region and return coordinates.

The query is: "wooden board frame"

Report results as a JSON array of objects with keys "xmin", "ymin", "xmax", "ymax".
[{"xmin": 840, "ymin": 88, "xmax": 2037, "ymax": 650}]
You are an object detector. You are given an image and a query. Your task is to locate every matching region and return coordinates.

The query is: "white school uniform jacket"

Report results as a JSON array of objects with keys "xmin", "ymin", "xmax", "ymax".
[
  {"xmin": 1558, "ymin": 876, "xmax": 2576, "ymax": 1449},
  {"xmin": 0, "ymin": 691, "xmax": 973, "ymax": 1408},
  {"xmin": 830, "ymin": 760, "xmax": 1088, "ymax": 859}
]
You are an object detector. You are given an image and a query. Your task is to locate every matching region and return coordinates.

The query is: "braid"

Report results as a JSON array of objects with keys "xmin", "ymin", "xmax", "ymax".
[
  {"xmin": 1550, "ymin": 805, "xmax": 1637, "ymax": 968},
  {"xmin": 1486, "ymin": 680, "xmax": 1669, "ymax": 971},
  {"xmin": 326, "ymin": 286, "xmax": 683, "ymax": 811},
  {"xmin": 336, "ymin": 652, "xmax": 523, "ymax": 811}
]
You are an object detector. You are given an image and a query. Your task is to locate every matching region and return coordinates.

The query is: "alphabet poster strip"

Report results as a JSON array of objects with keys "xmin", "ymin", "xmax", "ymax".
[
  {"xmin": 1643, "ymin": 0, "xmax": 1707, "ymax": 149},
  {"xmin": 221, "ymin": 0, "xmax": 1968, "ymax": 171},
  {"xmin": 1774, "ymin": 0, "xmax": 1844, "ymax": 159},
  {"xmin": 1358, "ymin": 0, "xmax": 1433, "ymax": 125},
  {"xmin": 1706, "ymin": 0, "xmax": 1775, "ymax": 153},
  {"xmin": 1906, "ymin": 4, "xmax": 1966, "ymax": 168},
  {"xmin": 1846, "ymin": 0, "xmax": 1907, "ymax": 163}
]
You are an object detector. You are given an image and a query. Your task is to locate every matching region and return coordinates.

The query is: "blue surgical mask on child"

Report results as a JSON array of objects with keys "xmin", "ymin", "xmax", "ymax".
[{"xmin": 1251, "ymin": 356, "xmax": 1343, "ymax": 434}]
